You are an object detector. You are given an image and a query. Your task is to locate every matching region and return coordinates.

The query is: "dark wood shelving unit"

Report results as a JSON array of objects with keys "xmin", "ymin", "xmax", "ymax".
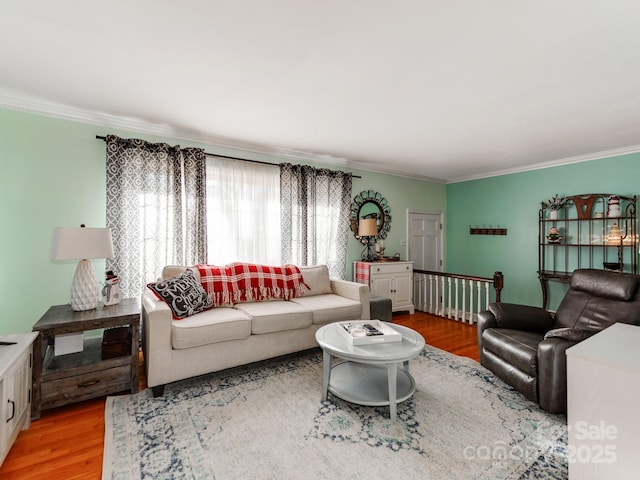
[
  {"xmin": 538, "ymin": 193, "xmax": 637, "ymax": 308},
  {"xmin": 31, "ymin": 298, "xmax": 140, "ymax": 419}
]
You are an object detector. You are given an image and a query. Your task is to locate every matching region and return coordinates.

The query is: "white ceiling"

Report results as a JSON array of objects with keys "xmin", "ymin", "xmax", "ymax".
[{"xmin": 2, "ymin": 1, "xmax": 640, "ymax": 183}]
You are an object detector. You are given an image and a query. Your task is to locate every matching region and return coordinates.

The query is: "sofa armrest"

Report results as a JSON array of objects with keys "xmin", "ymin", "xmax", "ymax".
[
  {"xmin": 141, "ymin": 289, "xmax": 174, "ymax": 388},
  {"xmin": 486, "ymin": 302, "xmax": 555, "ymax": 333},
  {"xmin": 330, "ymin": 279, "xmax": 370, "ymax": 320}
]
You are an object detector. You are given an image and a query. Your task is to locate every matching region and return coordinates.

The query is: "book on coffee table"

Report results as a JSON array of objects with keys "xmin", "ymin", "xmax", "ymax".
[{"xmin": 336, "ymin": 320, "xmax": 402, "ymax": 345}]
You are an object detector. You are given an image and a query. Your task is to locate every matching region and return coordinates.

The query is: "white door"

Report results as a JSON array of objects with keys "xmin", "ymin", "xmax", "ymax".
[{"xmin": 407, "ymin": 211, "xmax": 442, "ymax": 271}]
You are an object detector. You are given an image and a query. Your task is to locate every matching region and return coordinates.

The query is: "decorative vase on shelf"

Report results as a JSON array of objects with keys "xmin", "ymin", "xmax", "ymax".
[
  {"xmin": 549, "ymin": 210, "xmax": 559, "ymax": 220},
  {"xmin": 607, "ymin": 195, "xmax": 621, "ymax": 218}
]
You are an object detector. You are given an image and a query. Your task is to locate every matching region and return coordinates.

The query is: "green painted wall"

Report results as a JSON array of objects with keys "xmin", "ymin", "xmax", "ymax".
[
  {"xmin": 347, "ymin": 173, "xmax": 446, "ymax": 276},
  {"xmin": 0, "ymin": 107, "xmax": 445, "ymax": 334},
  {"xmin": 6, "ymin": 105, "xmax": 634, "ymax": 336},
  {"xmin": 446, "ymin": 154, "xmax": 640, "ymax": 308}
]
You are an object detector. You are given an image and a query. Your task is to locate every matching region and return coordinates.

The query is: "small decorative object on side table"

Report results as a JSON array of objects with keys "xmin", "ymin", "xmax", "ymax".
[
  {"xmin": 31, "ymin": 298, "xmax": 140, "ymax": 419},
  {"xmin": 102, "ymin": 270, "xmax": 122, "ymax": 306}
]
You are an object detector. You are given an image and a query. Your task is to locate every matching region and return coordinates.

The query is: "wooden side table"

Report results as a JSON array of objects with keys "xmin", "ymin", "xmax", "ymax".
[{"xmin": 31, "ymin": 298, "xmax": 140, "ymax": 419}]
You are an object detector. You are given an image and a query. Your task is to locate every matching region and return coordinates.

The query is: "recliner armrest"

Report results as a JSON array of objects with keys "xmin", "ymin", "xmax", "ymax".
[
  {"xmin": 537, "ymin": 336, "xmax": 580, "ymax": 413},
  {"xmin": 487, "ymin": 302, "xmax": 555, "ymax": 333},
  {"xmin": 544, "ymin": 327, "xmax": 595, "ymax": 342},
  {"xmin": 477, "ymin": 309, "xmax": 499, "ymax": 364}
]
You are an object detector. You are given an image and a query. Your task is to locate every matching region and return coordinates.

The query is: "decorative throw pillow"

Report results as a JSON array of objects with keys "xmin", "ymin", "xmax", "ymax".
[
  {"xmin": 147, "ymin": 269, "xmax": 213, "ymax": 320},
  {"xmin": 299, "ymin": 265, "xmax": 331, "ymax": 296}
]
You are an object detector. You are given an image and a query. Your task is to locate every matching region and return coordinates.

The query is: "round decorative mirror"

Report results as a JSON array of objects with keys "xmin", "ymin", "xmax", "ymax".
[{"xmin": 349, "ymin": 190, "xmax": 392, "ymax": 240}]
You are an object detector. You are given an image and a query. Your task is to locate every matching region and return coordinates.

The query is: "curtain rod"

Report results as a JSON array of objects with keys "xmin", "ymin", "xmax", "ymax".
[{"xmin": 95, "ymin": 135, "xmax": 361, "ymax": 178}]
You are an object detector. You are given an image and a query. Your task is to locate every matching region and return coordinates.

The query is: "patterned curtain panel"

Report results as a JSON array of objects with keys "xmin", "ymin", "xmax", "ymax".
[
  {"xmin": 182, "ymin": 147, "xmax": 208, "ymax": 265},
  {"xmin": 105, "ymin": 135, "xmax": 207, "ymax": 298},
  {"xmin": 280, "ymin": 163, "xmax": 352, "ymax": 279}
]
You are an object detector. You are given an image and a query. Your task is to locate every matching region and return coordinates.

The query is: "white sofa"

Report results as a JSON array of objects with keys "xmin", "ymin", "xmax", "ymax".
[{"xmin": 142, "ymin": 264, "xmax": 370, "ymax": 395}]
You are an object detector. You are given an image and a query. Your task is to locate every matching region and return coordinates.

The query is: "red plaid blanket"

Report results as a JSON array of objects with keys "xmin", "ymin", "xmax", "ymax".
[
  {"xmin": 353, "ymin": 261, "xmax": 371, "ymax": 285},
  {"xmin": 196, "ymin": 264, "xmax": 235, "ymax": 306},
  {"xmin": 197, "ymin": 263, "xmax": 308, "ymax": 306}
]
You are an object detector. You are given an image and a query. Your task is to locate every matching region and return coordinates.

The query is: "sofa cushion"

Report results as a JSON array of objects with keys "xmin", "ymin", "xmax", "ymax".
[
  {"xmin": 299, "ymin": 265, "xmax": 332, "ymax": 296},
  {"xmin": 147, "ymin": 269, "xmax": 212, "ymax": 320},
  {"xmin": 233, "ymin": 301, "xmax": 313, "ymax": 334},
  {"xmin": 291, "ymin": 294, "xmax": 362, "ymax": 325},
  {"xmin": 171, "ymin": 307, "xmax": 251, "ymax": 349}
]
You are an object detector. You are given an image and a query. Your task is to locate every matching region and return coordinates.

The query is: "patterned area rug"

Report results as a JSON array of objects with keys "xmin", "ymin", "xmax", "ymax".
[{"xmin": 103, "ymin": 346, "xmax": 567, "ymax": 479}]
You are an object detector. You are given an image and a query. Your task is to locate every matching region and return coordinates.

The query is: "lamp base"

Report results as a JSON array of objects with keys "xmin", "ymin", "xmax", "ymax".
[
  {"xmin": 70, "ymin": 259, "xmax": 99, "ymax": 311},
  {"xmin": 360, "ymin": 238, "xmax": 376, "ymax": 262}
]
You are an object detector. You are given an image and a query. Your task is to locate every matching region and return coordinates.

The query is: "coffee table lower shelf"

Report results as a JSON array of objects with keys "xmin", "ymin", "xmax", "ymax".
[{"xmin": 327, "ymin": 361, "xmax": 416, "ymax": 407}]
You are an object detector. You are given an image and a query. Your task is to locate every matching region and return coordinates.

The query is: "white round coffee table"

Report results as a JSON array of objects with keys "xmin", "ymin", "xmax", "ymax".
[{"xmin": 315, "ymin": 322, "xmax": 425, "ymax": 421}]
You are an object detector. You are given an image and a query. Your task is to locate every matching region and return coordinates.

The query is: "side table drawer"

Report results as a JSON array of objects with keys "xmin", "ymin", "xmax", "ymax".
[{"xmin": 41, "ymin": 365, "xmax": 130, "ymax": 410}]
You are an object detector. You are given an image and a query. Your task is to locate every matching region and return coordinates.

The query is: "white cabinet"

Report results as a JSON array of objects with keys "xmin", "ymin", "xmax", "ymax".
[
  {"xmin": 566, "ymin": 323, "xmax": 640, "ymax": 479},
  {"xmin": 354, "ymin": 261, "xmax": 414, "ymax": 314},
  {"xmin": 0, "ymin": 333, "xmax": 37, "ymax": 467}
]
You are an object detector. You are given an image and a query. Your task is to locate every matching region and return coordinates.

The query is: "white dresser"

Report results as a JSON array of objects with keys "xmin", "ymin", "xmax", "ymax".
[
  {"xmin": 566, "ymin": 323, "xmax": 640, "ymax": 479},
  {"xmin": 0, "ymin": 332, "xmax": 37, "ymax": 467},
  {"xmin": 354, "ymin": 261, "xmax": 414, "ymax": 314}
]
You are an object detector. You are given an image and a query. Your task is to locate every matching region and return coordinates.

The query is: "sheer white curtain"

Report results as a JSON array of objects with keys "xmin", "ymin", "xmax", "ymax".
[{"xmin": 206, "ymin": 157, "xmax": 281, "ymax": 265}]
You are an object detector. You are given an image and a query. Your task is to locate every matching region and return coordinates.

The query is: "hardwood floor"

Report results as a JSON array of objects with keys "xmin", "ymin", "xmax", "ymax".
[{"xmin": 0, "ymin": 311, "xmax": 478, "ymax": 479}]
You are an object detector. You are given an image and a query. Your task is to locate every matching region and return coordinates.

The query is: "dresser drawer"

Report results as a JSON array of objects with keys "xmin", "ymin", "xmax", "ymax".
[
  {"xmin": 41, "ymin": 365, "xmax": 130, "ymax": 409},
  {"xmin": 370, "ymin": 263, "xmax": 413, "ymax": 275}
]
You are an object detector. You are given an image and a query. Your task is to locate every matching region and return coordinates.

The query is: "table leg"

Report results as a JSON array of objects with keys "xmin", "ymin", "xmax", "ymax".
[
  {"xmin": 31, "ymin": 332, "xmax": 43, "ymax": 420},
  {"xmin": 321, "ymin": 350, "xmax": 332, "ymax": 401},
  {"xmin": 387, "ymin": 363, "xmax": 398, "ymax": 421},
  {"xmin": 403, "ymin": 360, "xmax": 410, "ymax": 374}
]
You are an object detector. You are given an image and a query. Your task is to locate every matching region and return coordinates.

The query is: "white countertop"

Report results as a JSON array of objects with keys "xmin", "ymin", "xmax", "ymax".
[{"xmin": 0, "ymin": 332, "xmax": 38, "ymax": 378}]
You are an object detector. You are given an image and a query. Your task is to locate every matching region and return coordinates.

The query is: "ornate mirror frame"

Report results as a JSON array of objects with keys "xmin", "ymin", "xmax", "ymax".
[{"xmin": 349, "ymin": 190, "xmax": 392, "ymax": 240}]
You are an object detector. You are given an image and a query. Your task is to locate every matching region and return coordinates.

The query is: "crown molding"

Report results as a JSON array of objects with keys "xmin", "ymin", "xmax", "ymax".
[
  {"xmin": 447, "ymin": 145, "xmax": 640, "ymax": 184},
  {"xmin": 0, "ymin": 94, "xmax": 319, "ymax": 160},
  {"xmin": 2, "ymin": 93, "xmax": 635, "ymax": 185},
  {"xmin": 0, "ymin": 93, "xmax": 447, "ymax": 182},
  {"xmin": 0, "ymin": 94, "xmax": 357, "ymax": 168}
]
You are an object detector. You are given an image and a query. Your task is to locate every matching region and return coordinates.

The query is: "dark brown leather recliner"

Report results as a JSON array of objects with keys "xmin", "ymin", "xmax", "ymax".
[{"xmin": 477, "ymin": 268, "xmax": 640, "ymax": 414}]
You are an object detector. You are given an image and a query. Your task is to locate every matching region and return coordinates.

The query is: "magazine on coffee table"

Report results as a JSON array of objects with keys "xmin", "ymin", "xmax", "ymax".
[{"xmin": 336, "ymin": 320, "xmax": 402, "ymax": 345}]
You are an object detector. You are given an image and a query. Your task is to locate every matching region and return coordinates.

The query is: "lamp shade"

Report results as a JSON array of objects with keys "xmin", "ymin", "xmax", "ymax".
[
  {"xmin": 51, "ymin": 226, "xmax": 114, "ymax": 260},
  {"xmin": 358, "ymin": 218, "xmax": 378, "ymax": 237},
  {"xmin": 50, "ymin": 226, "xmax": 114, "ymax": 311}
]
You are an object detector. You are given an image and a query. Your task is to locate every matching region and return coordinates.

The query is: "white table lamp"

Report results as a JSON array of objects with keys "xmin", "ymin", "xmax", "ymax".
[{"xmin": 51, "ymin": 225, "xmax": 114, "ymax": 311}]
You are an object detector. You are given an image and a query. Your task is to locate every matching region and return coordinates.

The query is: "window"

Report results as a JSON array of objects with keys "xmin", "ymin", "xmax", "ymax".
[{"xmin": 205, "ymin": 157, "xmax": 281, "ymax": 265}]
